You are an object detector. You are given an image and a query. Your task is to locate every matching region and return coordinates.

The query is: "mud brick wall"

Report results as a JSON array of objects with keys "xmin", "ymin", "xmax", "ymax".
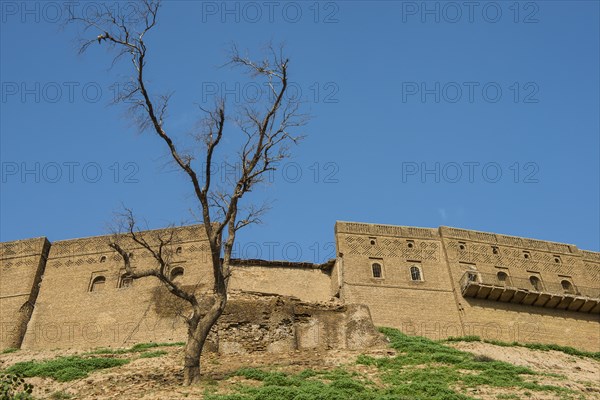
[
  {"xmin": 0, "ymin": 237, "xmax": 50, "ymax": 349},
  {"xmin": 335, "ymin": 222, "xmax": 600, "ymax": 351}
]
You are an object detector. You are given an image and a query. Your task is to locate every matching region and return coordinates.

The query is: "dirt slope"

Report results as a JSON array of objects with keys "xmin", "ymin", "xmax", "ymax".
[{"xmin": 1, "ymin": 341, "xmax": 598, "ymax": 400}]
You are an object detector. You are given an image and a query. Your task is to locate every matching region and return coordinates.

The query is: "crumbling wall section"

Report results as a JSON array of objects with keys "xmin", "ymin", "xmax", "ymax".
[{"xmin": 209, "ymin": 292, "xmax": 384, "ymax": 354}]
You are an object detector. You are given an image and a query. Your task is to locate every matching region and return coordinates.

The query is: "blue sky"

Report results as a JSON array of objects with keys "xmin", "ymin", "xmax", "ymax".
[{"xmin": 1, "ymin": 1, "xmax": 599, "ymax": 260}]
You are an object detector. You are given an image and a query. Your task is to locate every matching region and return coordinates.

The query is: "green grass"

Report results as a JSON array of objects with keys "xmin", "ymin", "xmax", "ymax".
[
  {"xmin": 5, "ymin": 356, "xmax": 129, "ymax": 382},
  {"xmin": 1, "ymin": 347, "xmax": 19, "ymax": 354},
  {"xmin": 2, "ymin": 342, "xmax": 180, "ymax": 382},
  {"xmin": 50, "ymin": 391, "xmax": 73, "ymax": 399},
  {"xmin": 204, "ymin": 328, "xmax": 577, "ymax": 400},
  {"xmin": 86, "ymin": 341, "xmax": 185, "ymax": 355},
  {"xmin": 130, "ymin": 342, "xmax": 185, "ymax": 351},
  {"xmin": 138, "ymin": 350, "xmax": 168, "ymax": 358},
  {"xmin": 445, "ymin": 335, "xmax": 600, "ymax": 361}
]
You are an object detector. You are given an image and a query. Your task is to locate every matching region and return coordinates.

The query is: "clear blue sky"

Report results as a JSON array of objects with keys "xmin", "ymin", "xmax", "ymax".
[{"xmin": 1, "ymin": 1, "xmax": 599, "ymax": 260}]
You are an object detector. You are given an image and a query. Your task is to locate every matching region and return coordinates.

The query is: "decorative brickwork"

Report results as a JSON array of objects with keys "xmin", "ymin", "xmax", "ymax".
[{"xmin": 1, "ymin": 222, "xmax": 598, "ymax": 353}]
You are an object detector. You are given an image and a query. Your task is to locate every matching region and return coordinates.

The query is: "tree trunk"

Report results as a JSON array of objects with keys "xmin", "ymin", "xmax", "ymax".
[
  {"xmin": 182, "ymin": 296, "xmax": 227, "ymax": 385},
  {"xmin": 183, "ymin": 333, "xmax": 203, "ymax": 385}
]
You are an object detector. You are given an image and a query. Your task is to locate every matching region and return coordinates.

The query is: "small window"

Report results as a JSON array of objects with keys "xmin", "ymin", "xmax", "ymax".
[
  {"xmin": 371, "ymin": 263, "xmax": 382, "ymax": 278},
  {"xmin": 99, "ymin": 256, "xmax": 107, "ymax": 263},
  {"xmin": 458, "ymin": 242, "xmax": 466, "ymax": 250},
  {"xmin": 119, "ymin": 274, "xmax": 133, "ymax": 288},
  {"xmin": 553, "ymin": 256, "xmax": 561, "ymax": 264},
  {"xmin": 407, "ymin": 240, "xmax": 414, "ymax": 249},
  {"xmin": 561, "ymin": 280, "xmax": 574, "ymax": 294},
  {"xmin": 410, "ymin": 266, "xmax": 422, "ymax": 281},
  {"xmin": 529, "ymin": 276, "xmax": 543, "ymax": 291},
  {"xmin": 170, "ymin": 266, "xmax": 184, "ymax": 281},
  {"xmin": 491, "ymin": 246, "xmax": 499, "ymax": 255},
  {"xmin": 523, "ymin": 251, "xmax": 530, "ymax": 259},
  {"xmin": 496, "ymin": 271, "xmax": 508, "ymax": 284},
  {"xmin": 176, "ymin": 246, "xmax": 183, "ymax": 254},
  {"xmin": 369, "ymin": 237, "xmax": 377, "ymax": 246},
  {"xmin": 90, "ymin": 276, "xmax": 106, "ymax": 292}
]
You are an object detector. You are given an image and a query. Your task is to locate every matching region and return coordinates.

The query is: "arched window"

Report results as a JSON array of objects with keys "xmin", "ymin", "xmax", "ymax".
[
  {"xmin": 529, "ymin": 276, "xmax": 543, "ymax": 291},
  {"xmin": 371, "ymin": 263, "xmax": 382, "ymax": 278},
  {"xmin": 410, "ymin": 266, "xmax": 422, "ymax": 281},
  {"xmin": 496, "ymin": 271, "xmax": 508, "ymax": 284},
  {"xmin": 119, "ymin": 273, "xmax": 133, "ymax": 288},
  {"xmin": 90, "ymin": 276, "xmax": 106, "ymax": 292},
  {"xmin": 99, "ymin": 256, "xmax": 107, "ymax": 263},
  {"xmin": 170, "ymin": 267, "xmax": 184, "ymax": 281},
  {"xmin": 176, "ymin": 246, "xmax": 183, "ymax": 254},
  {"xmin": 561, "ymin": 280, "xmax": 574, "ymax": 293}
]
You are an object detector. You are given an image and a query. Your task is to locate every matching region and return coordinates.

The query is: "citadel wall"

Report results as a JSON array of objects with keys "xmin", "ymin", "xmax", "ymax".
[
  {"xmin": 21, "ymin": 226, "xmax": 213, "ymax": 350},
  {"xmin": 335, "ymin": 223, "xmax": 464, "ymax": 342},
  {"xmin": 335, "ymin": 222, "xmax": 600, "ymax": 351},
  {"xmin": 0, "ymin": 237, "xmax": 50, "ymax": 349},
  {"xmin": 1, "ymin": 221, "xmax": 598, "ymax": 352},
  {"xmin": 18, "ymin": 226, "xmax": 341, "ymax": 350},
  {"xmin": 440, "ymin": 226, "xmax": 600, "ymax": 351},
  {"xmin": 228, "ymin": 259, "xmax": 335, "ymax": 303}
]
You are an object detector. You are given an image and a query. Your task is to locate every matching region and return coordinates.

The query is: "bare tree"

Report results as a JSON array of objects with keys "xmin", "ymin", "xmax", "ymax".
[{"xmin": 68, "ymin": 0, "xmax": 306, "ymax": 385}]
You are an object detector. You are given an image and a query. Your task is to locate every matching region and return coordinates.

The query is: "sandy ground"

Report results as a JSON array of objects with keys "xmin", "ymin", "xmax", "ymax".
[
  {"xmin": 450, "ymin": 341, "xmax": 600, "ymax": 400},
  {"xmin": 1, "ymin": 342, "xmax": 599, "ymax": 399}
]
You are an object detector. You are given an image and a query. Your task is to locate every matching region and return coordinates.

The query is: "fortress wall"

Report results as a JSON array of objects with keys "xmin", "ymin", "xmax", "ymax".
[
  {"xmin": 22, "ymin": 226, "xmax": 213, "ymax": 350},
  {"xmin": 582, "ymin": 250, "xmax": 600, "ymax": 289},
  {"xmin": 335, "ymin": 222, "xmax": 463, "ymax": 339},
  {"xmin": 0, "ymin": 238, "xmax": 50, "ymax": 350},
  {"xmin": 228, "ymin": 261, "xmax": 334, "ymax": 303},
  {"xmin": 440, "ymin": 227, "xmax": 600, "ymax": 351},
  {"xmin": 3, "ymin": 221, "xmax": 598, "ymax": 352},
  {"xmin": 336, "ymin": 222, "xmax": 600, "ymax": 351}
]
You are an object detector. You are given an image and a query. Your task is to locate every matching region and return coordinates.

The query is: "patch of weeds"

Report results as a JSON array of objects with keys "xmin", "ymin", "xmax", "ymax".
[
  {"xmin": 203, "ymin": 328, "xmax": 579, "ymax": 400},
  {"xmin": 1, "ymin": 348, "xmax": 19, "ymax": 355},
  {"xmin": 496, "ymin": 394, "xmax": 520, "ymax": 399},
  {"xmin": 371, "ymin": 328, "xmax": 573, "ymax": 396},
  {"xmin": 130, "ymin": 342, "xmax": 185, "ymax": 352},
  {"xmin": 472, "ymin": 354, "xmax": 495, "ymax": 363},
  {"xmin": 50, "ymin": 391, "xmax": 73, "ymax": 399},
  {"xmin": 86, "ymin": 341, "xmax": 185, "ymax": 356},
  {"xmin": 515, "ymin": 343, "xmax": 600, "ymax": 361},
  {"xmin": 138, "ymin": 350, "xmax": 168, "ymax": 358},
  {"xmin": 445, "ymin": 336, "xmax": 600, "ymax": 361},
  {"xmin": 86, "ymin": 348, "xmax": 130, "ymax": 355},
  {"xmin": 6, "ymin": 356, "xmax": 129, "ymax": 382},
  {"xmin": 446, "ymin": 336, "xmax": 482, "ymax": 343}
]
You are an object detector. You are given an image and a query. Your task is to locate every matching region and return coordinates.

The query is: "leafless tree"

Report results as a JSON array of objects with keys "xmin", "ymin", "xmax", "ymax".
[{"xmin": 68, "ymin": 0, "xmax": 307, "ymax": 385}]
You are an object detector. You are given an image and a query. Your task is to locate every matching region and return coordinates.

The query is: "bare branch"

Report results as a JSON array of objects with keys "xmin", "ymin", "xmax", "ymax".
[
  {"xmin": 70, "ymin": 5, "xmax": 308, "ymax": 383},
  {"xmin": 108, "ymin": 208, "xmax": 198, "ymax": 307}
]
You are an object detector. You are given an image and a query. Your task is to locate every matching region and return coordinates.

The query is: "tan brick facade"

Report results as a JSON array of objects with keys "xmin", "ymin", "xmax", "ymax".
[
  {"xmin": 335, "ymin": 222, "xmax": 600, "ymax": 351},
  {"xmin": 1, "ymin": 221, "xmax": 598, "ymax": 352},
  {"xmin": 0, "ymin": 237, "xmax": 50, "ymax": 349}
]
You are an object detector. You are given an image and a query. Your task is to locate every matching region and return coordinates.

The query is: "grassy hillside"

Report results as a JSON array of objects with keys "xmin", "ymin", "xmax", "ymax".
[{"xmin": 1, "ymin": 328, "xmax": 598, "ymax": 399}]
